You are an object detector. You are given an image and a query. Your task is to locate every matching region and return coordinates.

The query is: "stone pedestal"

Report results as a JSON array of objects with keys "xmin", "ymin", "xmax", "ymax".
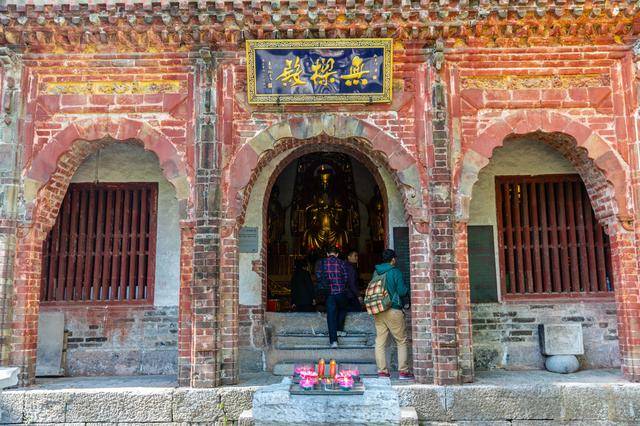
[
  {"xmin": 252, "ymin": 377, "xmax": 402, "ymax": 425},
  {"xmin": 539, "ymin": 324, "xmax": 584, "ymax": 374}
]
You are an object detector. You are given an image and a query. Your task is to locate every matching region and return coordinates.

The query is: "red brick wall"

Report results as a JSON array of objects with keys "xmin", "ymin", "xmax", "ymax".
[
  {"xmin": 23, "ymin": 54, "xmax": 196, "ymax": 172},
  {"xmin": 4, "ymin": 42, "xmax": 640, "ymax": 387},
  {"xmin": 449, "ymin": 46, "xmax": 640, "ymax": 382},
  {"xmin": 216, "ymin": 42, "xmax": 446, "ymax": 383},
  {"xmin": 8, "ymin": 53, "xmax": 197, "ymax": 385},
  {"xmin": 178, "ymin": 221, "xmax": 195, "ymax": 386}
]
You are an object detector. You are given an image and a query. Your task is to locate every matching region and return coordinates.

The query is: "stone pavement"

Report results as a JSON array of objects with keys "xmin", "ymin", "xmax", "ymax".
[{"xmin": 0, "ymin": 369, "xmax": 638, "ymax": 424}]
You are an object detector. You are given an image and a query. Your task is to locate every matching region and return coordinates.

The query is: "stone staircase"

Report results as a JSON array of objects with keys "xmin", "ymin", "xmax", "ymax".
[{"xmin": 265, "ymin": 312, "xmax": 379, "ymax": 376}]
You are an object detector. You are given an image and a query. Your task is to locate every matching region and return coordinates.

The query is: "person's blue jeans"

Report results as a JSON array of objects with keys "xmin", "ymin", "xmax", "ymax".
[{"xmin": 326, "ymin": 292, "xmax": 349, "ymax": 344}]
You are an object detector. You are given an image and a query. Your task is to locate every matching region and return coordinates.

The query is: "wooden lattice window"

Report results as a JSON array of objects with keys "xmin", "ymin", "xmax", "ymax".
[
  {"xmin": 496, "ymin": 175, "xmax": 613, "ymax": 299},
  {"xmin": 41, "ymin": 182, "xmax": 158, "ymax": 303}
]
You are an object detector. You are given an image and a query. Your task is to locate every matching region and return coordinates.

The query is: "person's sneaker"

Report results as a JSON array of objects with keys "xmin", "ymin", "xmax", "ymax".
[
  {"xmin": 378, "ymin": 371, "xmax": 391, "ymax": 378},
  {"xmin": 337, "ymin": 331, "xmax": 347, "ymax": 337},
  {"xmin": 330, "ymin": 342, "xmax": 338, "ymax": 349},
  {"xmin": 398, "ymin": 372, "xmax": 415, "ymax": 381}
]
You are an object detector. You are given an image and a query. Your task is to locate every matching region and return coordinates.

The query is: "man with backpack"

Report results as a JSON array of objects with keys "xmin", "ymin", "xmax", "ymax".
[
  {"xmin": 365, "ymin": 249, "xmax": 414, "ymax": 380},
  {"xmin": 315, "ymin": 246, "xmax": 349, "ymax": 348}
]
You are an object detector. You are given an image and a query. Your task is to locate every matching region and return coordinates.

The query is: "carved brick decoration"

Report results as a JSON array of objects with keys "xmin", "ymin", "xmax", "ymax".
[
  {"xmin": 460, "ymin": 74, "xmax": 611, "ymax": 90},
  {"xmin": 44, "ymin": 80, "xmax": 186, "ymax": 95},
  {"xmin": 0, "ymin": 1, "xmax": 636, "ymax": 52}
]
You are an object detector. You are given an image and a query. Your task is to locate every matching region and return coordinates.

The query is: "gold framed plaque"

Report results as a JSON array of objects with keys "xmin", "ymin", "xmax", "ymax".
[{"xmin": 246, "ymin": 38, "xmax": 393, "ymax": 105}]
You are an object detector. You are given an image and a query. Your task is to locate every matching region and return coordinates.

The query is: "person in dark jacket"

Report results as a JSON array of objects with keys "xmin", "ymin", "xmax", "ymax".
[
  {"xmin": 345, "ymin": 250, "xmax": 364, "ymax": 312},
  {"xmin": 373, "ymin": 249, "xmax": 414, "ymax": 380},
  {"xmin": 290, "ymin": 259, "xmax": 315, "ymax": 312}
]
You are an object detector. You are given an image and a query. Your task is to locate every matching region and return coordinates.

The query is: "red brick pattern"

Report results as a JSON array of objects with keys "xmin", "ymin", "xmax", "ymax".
[
  {"xmin": 2, "ymin": 40, "xmax": 640, "ymax": 388},
  {"xmin": 449, "ymin": 47, "xmax": 640, "ymax": 382},
  {"xmin": 11, "ymin": 134, "xmax": 192, "ymax": 385},
  {"xmin": 222, "ymin": 127, "xmax": 436, "ymax": 383},
  {"xmin": 178, "ymin": 221, "xmax": 195, "ymax": 386}
]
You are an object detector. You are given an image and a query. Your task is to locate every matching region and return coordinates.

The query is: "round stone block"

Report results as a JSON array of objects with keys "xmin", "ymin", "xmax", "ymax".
[{"xmin": 545, "ymin": 355, "xmax": 580, "ymax": 374}]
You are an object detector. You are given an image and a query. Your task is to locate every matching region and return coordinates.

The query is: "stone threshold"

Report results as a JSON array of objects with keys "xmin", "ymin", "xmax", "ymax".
[{"xmin": 1, "ymin": 369, "xmax": 638, "ymax": 424}]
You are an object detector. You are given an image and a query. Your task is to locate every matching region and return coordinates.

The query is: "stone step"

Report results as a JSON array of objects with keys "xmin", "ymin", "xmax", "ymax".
[
  {"xmin": 266, "ymin": 312, "xmax": 375, "ymax": 335},
  {"xmin": 272, "ymin": 361, "xmax": 379, "ymax": 376},
  {"xmin": 267, "ymin": 347, "xmax": 375, "ymax": 367},
  {"xmin": 273, "ymin": 332, "xmax": 374, "ymax": 348}
]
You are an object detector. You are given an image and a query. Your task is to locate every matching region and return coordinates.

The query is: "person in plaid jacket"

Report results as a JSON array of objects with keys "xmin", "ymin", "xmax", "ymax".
[{"xmin": 316, "ymin": 247, "xmax": 349, "ymax": 348}]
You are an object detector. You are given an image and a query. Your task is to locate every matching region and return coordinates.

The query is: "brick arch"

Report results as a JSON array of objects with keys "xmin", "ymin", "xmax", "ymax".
[
  {"xmin": 453, "ymin": 111, "xmax": 640, "ymax": 383},
  {"xmin": 455, "ymin": 111, "xmax": 633, "ymax": 226},
  {"xmin": 258, "ymin": 139, "xmax": 394, "ymax": 231},
  {"xmin": 223, "ymin": 114, "xmax": 428, "ymax": 227},
  {"xmin": 231, "ymin": 139, "xmax": 401, "ymax": 371},
  {"xmin": 25, "ymin": 117, "xmax": 190, "ymax": 210},
  {"xmin": 9, "ymin": 119, "xmax": 191, "ymax": 385},
  {"xmin": 217, "ymin": 117, "xmax": 434, "ymax": 384}
]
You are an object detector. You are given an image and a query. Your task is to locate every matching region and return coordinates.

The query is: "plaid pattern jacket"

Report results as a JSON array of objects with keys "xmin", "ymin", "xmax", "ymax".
[{"xmin": 316, "ymin": 256, "xmax": 348, "ymax": 295}]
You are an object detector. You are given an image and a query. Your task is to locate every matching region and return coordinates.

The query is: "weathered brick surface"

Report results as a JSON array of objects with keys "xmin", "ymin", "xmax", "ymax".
[
  {"xmin": 450, "ymin": 47, "xmax": 640, "ymax": 382},
  {"xmin": 0, "ymin": 53, "xmax": 22, "ymax": 371},
  {"xmin": 178, "ymin": 221, "xmax": 195, "ymax": 386},
  {"xmin": 472, "ymin": 302, "xmax": 620, "ymax": 370},
  {"xmin": 40, "ymin": 305, "xmax": 179, "ymax": 376}
]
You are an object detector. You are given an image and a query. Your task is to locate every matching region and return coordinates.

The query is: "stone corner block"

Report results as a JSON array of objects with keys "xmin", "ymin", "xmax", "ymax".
[
  {"xmin": 0, "ymin": 368, "xmax": 19, "ymax": 390},
  {"xmin": 238, "ymin": 408, "xmax": 255, "ymax": 426},
  {"xmin": 395, "ymin": 385, "xmax": 448, "ymax": 422},
  {"xmin": 399, "ymin": 406, "xmax": 419, "ymax": 426},
  {"xmin": 0, "ymin": 390, "xmax": 24, "ymax": 424}
]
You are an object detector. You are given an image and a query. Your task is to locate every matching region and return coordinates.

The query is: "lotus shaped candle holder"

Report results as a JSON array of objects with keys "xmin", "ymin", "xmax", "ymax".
[
  {"xmin": 336, "ymin": 375, "xmax": 354, "ymax": 390},
  {"xmin": 299, "ymin": 378, "xmax": 316, "ymax": 390},
  {"xmin": 293, "ymin": 364, "xmax": 315, "ymax": 378}
]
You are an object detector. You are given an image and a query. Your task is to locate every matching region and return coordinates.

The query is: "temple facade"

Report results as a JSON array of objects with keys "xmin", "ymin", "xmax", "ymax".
[{"xmin": 0, "ymin": 0, "xmax": 639, "ymax": 389}]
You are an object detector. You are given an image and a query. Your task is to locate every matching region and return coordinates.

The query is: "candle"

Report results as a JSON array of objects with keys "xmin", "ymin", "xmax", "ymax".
[
  {"xmin": 329, "ymin": 359, "xmax": 337, "ymax": 378},
  {"xmin": 317, "ymin": 358, "xmax": 325, "ymax": 378}
]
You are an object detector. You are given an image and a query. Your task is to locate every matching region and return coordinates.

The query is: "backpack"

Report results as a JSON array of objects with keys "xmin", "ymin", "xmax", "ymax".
[{"xmin": 364, "ymin": 271, "xmax": 392, "ymax": 315}]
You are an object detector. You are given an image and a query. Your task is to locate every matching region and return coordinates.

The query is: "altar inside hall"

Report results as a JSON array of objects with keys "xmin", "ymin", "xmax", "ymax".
[{"xmin": 265, "ymin": 151, "xmax": 386, "ymax": 312}]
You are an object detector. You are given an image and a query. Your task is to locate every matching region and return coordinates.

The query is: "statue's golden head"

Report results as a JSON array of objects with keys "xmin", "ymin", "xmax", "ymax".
[{"xmin": 317, "ymin": 164, "xmax": 333, "ymax": 189}]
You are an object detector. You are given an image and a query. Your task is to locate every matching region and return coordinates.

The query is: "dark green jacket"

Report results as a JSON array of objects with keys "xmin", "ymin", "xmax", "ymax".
[{"xmin": 374, "ymin": 263, "xmax": 408, "ymax": 310}]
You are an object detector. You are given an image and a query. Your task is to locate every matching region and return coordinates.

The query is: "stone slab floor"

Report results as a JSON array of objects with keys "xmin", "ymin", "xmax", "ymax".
[{"xmin": 1, "ymin": 369, "xmax": 638, "ymax": 424}]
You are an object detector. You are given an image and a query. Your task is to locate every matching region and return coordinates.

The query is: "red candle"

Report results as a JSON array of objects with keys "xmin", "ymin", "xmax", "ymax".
[
  {"xmin": 317, "ymin": 358, "xmax": 325, "ymax": 378},
  {"xmin": 329, "ymin": 359, "xmax": 337, "ymax": 378}
]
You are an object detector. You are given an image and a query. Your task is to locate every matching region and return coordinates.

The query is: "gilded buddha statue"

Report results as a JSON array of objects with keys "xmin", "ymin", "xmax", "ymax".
[{"xmin": 302, "ymin": 165, "xmax": 350, "ymax": 252}]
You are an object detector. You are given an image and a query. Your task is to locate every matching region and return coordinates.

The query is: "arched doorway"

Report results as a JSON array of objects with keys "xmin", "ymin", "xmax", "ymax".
[
  {"xmin": 218, "ymin": 115, "xmax": 439, "ymax": 384},
  {"xmin": 237, "ymin": 138, "xmax": 411, "ymax": 375},
  {"xmin": 466, "ymin": 134, "xmax": 617, "ymax": 370},
  {"xmin": 264, "ymin": 151, "xmax": 396, "ymax": 312}
]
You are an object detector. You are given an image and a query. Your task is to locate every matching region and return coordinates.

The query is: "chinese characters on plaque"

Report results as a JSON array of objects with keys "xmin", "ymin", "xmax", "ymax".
[{"xmin": 246, "ymin": 39, "xmax": 393, "ymax": 104}]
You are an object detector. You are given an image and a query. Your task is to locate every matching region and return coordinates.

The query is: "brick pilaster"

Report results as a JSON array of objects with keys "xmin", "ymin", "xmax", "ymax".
[
  {"xmin": 454, "ymin": 222, "xmax": 474, "ymax": 382},
  {"xmin": 428, "ymin": 73, "xmax": 464, "ymax": 385},
  {"xmin": 0, "ymin": 50, "xmax": 24, "ymax": 378},
  {"xmin": 189, "ymin": 52, "xmax": 222, "ymax": 388},
  {"xmin": 408, "ymin": 229, "xmax": 433, "ymax": 384},
  {"xmin": 610, "ymin": 228, "xmax": 640, "ymax": 381}
]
